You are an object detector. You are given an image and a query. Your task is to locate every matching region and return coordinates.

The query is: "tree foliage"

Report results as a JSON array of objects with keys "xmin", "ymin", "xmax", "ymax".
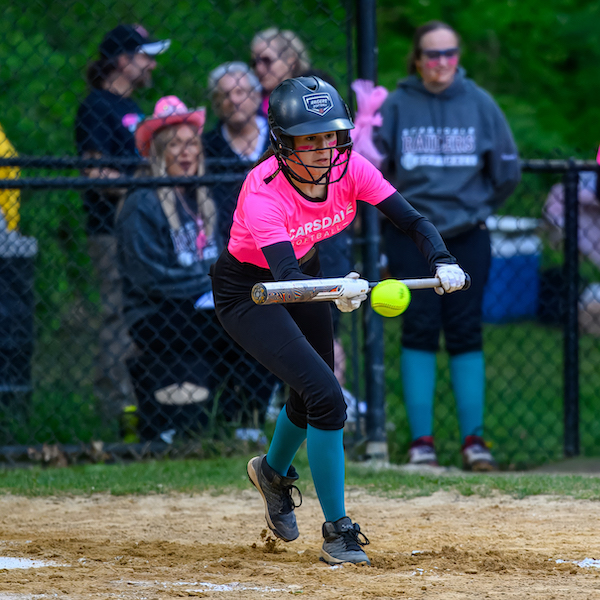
[
  {"xmin": 0, "ymin": 1, "xmax": 596, "ymax": 159},
  {"xmin": 377, "ymin": 0, "xmax": 600, "ymax": 157}
]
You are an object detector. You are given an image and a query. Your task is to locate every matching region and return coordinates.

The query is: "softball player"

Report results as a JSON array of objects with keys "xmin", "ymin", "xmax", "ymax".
[{"xmin": 211, "ymin": 76, "xmax": 466, "ymax": 565}]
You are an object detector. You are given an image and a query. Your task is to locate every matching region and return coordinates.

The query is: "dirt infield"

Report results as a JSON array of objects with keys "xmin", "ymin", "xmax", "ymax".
[{"xmin": 0, "ymin": 487, "xmax": 599, "ymax": 599}]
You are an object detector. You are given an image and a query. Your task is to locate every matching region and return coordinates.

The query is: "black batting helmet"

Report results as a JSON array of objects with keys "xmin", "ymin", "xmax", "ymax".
[{"xmin": 268, "ymin": 76, "xmax": 354, "ymax": 184}]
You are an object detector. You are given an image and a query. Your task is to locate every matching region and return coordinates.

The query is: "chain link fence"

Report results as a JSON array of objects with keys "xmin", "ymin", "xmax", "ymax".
[
  {"xmin": 0, "ymin": 0, "xmax": 354, "ymax": 463},
  {"xmin": 381, "ymin": 161, "xmax": 600, "ymax": 469},
  {"xmin": 0, "ymin": 2, "xmax": 598, "ymax": 468}
]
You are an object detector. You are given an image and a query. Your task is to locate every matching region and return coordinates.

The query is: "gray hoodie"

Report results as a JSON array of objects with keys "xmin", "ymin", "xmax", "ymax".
[
  {"xmin": 116, "ymin": 187, "xmax": 220, "ymax": 328},
  {"xmin": 375, "ymin": 68, "xmax": 520, "ymax": 237}
]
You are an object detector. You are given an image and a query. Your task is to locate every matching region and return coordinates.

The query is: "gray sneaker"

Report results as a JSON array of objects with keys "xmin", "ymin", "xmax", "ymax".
[
  {"xmin": 320, "ymin": 516, "xmax": 371, "ymax": 566},
  {"xmin": 247, "ymin": 455, "xmax": 302, "ymax": 542}
]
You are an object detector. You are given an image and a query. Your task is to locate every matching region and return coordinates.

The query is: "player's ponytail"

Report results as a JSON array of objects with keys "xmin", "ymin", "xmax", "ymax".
[
  {"xmin": 254, "ymin": 147, "xmax": 275, "ymax": 168},
  {"xmin": 253, "ymin": 147, "xmax": 280, "ymax": 184}
]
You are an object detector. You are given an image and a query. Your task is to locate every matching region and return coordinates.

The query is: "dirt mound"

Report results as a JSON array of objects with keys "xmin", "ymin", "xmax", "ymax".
[{"xmin": 0, "ymin": 490, "xmax": 597, "ymax": 599}]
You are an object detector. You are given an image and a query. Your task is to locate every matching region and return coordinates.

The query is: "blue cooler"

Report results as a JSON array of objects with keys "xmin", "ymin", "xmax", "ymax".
[{"xmin": 482, "ymin": 216, "xmax": 541, "ymax": 323}]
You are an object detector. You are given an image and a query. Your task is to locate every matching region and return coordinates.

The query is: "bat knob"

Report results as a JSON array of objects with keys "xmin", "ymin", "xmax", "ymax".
[
  {"xmin": 251, "ymin": 283, "xmax": 267, "ymax": 305},
  {"xmin": 462, "ymin": 273, "xmax": 472, "ymax": 290}
]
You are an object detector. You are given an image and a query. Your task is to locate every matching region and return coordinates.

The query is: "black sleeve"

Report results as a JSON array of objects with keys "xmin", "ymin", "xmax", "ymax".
[
  {"xmin": 377, "ymin": 192, "xmax": 456, "ymax": 273},
  {"xmin": 262, "ymin": 241, "xmax": 314, "ymax": 281}
]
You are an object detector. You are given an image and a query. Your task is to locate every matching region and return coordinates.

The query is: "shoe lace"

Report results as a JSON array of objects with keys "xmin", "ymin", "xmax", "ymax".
[
  {"xmin": 340, "ymin": 523, "xmax": 370, "ymax": 551},
  {"xmin": 281, "ymin": 484, "xmax": 302, "ymax": 514}
]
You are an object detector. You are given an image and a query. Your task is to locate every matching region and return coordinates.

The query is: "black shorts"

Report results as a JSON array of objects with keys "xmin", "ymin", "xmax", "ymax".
[{"xmin": 211, "ymin": 248, "xmax": 347, "ymax": 430}]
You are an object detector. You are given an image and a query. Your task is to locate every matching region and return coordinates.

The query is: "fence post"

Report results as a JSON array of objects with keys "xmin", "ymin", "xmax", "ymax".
[
  {"xmin": 563, "ymin": 159, "xmax": 580, "ymax": 457},
  {"xmin": 356, "ymin": 0, "xmax": 388, "ymax": 461}
]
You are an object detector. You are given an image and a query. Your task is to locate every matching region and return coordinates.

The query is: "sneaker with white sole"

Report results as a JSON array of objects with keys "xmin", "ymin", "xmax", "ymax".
[
  {"xmin": 320, "ymin": 516, "xmax": 371, "ymax": 566},
  {"xmin": 462, "ymin": 435, "xmax": 498, "ymax": 471},
  {"xmin": 247, "ymin": 455, "xmax": 302, "ymax": 542},
  {"xmin": 408, "ymin": 435, "xmax": 439, "ymax": 466}
]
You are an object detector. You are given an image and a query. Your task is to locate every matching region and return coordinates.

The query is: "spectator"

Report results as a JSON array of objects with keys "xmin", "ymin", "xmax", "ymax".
[
  {"xmin": 542, "ymin": 169, "xmax": 600, "ymax": 336},
  {"xmin": 543, "ymin": 171, "xmax": 600, "ymax": 269},
  {"xmin": 203, "ymin": 62, "xmax": 268, "ymax": 242},
  {"xmin": 118, "ymin": 96, "xmax": 273, "ymax": 442},
  {"xmin": 74, "ymin": 24, "xmax": 170, "ymax": 425},
  {"xmin": 374, "ymin": 21, "xmax": 521, "ymax": 470},
  {"xmin": 251, "ymin": 28, "xmax": 310, "ymax": 117}
]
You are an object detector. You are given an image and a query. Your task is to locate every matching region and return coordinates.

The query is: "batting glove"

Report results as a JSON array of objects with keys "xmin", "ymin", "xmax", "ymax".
[
  {"xmin": 435, "ymin": 264, "xmax": 466, "ymax": 295},
  {"xmin": 335, "ymin": 272, "xmax": 368, "ymax": 313}
]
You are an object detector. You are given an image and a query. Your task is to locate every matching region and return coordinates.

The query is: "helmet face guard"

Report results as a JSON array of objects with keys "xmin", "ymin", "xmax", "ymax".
[
  {"xmin": 268, "ymin": 76, "xmax": 355, "ymax": 185},
  {"xmin": 270, "ymin": 130, "xmax": 353, "ymax": 185}
]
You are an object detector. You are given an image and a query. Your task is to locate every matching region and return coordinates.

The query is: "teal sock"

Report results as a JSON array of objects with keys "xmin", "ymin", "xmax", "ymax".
[
  {"xmin": 307, "ymin": 425, "xmax": 345, "ymax": 523},
  {"xmin": 450, "ymin": 351, "xmax": 485, "ymax": 441},
  {"xmin": 266, "ymin": 409, "xmax": 307, "ymax": 476},
  {"xmin": 401, "ymin": 348, "xmax": 437, "ymax": 440}
]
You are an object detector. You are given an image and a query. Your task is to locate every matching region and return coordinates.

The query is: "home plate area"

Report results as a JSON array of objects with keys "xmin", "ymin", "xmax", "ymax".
[{"xmin": 0, "ymin": 490, "xmax": 599, "ymax": 599}]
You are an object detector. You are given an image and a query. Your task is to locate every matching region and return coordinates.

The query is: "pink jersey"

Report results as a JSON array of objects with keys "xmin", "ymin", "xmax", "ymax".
[{"xmin": 228, "ymin": 151, "xmax": 396, "ymax": 268}]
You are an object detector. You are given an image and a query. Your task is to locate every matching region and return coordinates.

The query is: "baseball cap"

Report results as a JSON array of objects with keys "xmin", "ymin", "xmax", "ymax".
[
  {"xmin": 99, "ymin": 24, "xmax": 171, "ymax": 59},
  {"xmin": 135, "ymin": 96, "xmax": 206, "ymax": 157}
]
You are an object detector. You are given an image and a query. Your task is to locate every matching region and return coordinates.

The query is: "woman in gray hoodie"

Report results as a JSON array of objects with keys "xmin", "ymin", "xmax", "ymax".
[{"xmin": 376, "ymin": 21, "xmax": 521, "ymax": 471}]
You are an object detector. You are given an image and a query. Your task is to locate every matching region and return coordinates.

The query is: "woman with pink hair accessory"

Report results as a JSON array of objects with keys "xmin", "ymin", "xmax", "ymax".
[{"xmin": 251, "ymin": 28, "xmax": 310, "ymax": 117}]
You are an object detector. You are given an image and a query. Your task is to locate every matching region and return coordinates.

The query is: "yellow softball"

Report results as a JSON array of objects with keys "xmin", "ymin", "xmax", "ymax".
[{"xmin": 370, "ymin": 279, "xmax": 411, "ymax": 317}]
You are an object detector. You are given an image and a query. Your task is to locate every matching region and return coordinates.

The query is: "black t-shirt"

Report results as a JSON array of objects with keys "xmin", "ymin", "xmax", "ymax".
[{"xmin": 75, "ymin": 88, "xmax": 142, "ymax": 235}]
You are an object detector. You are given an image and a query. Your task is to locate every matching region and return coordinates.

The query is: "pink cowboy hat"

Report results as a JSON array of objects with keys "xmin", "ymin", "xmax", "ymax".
[{"xmin": 135, "ymin": 95, "xmax": 206, "ymax": 156}]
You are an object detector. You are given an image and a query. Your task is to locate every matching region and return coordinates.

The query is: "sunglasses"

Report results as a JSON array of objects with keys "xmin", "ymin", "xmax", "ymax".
[
  {"xmin": 250, "ymin": 55, "xmax": 274, "ymax": 69},
  {"xmin": 421, "ymin": 47, "xmax": 460, "ymax": 61}
]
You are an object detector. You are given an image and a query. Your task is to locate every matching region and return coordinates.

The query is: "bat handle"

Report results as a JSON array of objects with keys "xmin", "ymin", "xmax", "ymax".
[
  {"xmin": 433, "ymin": 272, "xmax": 472, "ymax": 291},
  {"xmin": 436, "ymin": 272, "xmax": 472, "ymax": 291},
  {"xmin": 462, "ymin": 273, "xmax": 472, "ymax": 290},
  {"xmin": 368, "ymin": 273, "xmax": 472, "ymax": 291}
]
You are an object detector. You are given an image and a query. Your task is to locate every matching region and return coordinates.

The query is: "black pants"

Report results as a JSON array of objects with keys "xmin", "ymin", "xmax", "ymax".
[
  {"xmin": 383, "ymin": 223, "xmax": 491, "ymax": 355},
  {"xmin": 212, "ymin": 249, "xmax": 347, "ymax": 431},
  {"xmin": 129, "ymin": 299, "xmax": 276, "ymax": 441}
]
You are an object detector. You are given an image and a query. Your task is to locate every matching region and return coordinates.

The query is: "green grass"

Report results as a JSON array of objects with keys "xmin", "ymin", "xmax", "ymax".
[{"xmin": 2, "ymin": 451, "xmax": 600, "ymax": 501}]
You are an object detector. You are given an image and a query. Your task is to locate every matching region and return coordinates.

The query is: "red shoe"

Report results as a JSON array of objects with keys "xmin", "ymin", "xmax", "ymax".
[
  {"xmin": 408, "ymin": 436, "xmax": 439, "ymax": 466},
  {"xmin": 462, "ymin": 436, "xmax": 498, "ymax": 472}
]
